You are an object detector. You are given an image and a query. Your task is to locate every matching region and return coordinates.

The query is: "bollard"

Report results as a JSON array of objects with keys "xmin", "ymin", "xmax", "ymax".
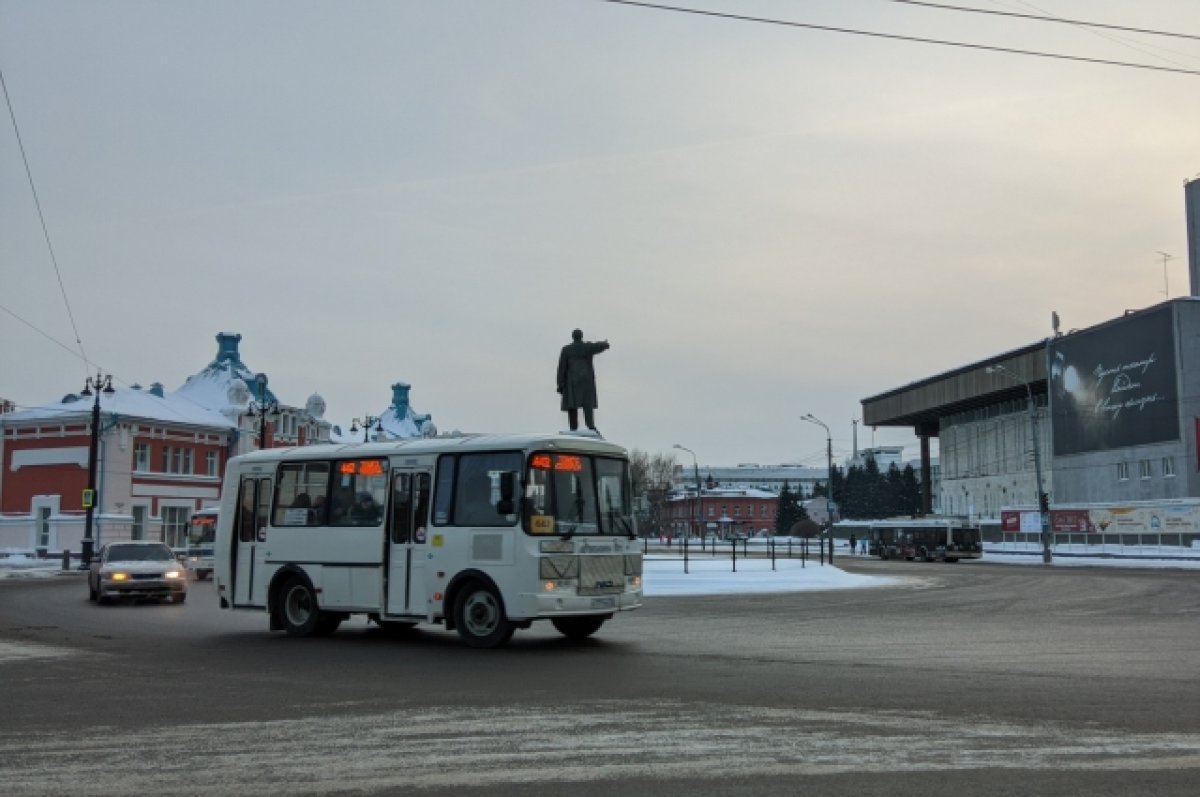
[
  {"xmin": 730, "ymin": 538, "xmax": 737, "ymax": 572},
  {"xmin": 62, "ymin": 548, "xmax": 71, "ymax": 571},
  {"xmin": 770, "ymin": 538, "xmax": 776, "ymax": 570}
]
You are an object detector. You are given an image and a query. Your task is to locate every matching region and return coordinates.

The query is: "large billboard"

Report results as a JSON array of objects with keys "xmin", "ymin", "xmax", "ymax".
[{"xmin": 1048, "ymin": 306, "xmax": 1179, "ymax": 456}]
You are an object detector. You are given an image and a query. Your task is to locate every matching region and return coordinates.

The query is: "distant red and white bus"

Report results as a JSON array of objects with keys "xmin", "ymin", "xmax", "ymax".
[{"xmin": 837, "ymin": 518, "xmax": 982, "ymax": 563}]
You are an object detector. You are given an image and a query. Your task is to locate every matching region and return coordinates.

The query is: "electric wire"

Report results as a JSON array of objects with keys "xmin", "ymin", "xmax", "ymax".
[
  {"xmin": 598, "ymin": 0, "xmax": 1200, "ymax": 76},
  {"xmin": 889, "ymin": 0, "xmax": 1200, "ymax": 41},
  {"xmin": 975, "ymin": 0, "xmax": 1200, "ymax": 71},
  {"xmin": 0, "ymin": 65, "xmax": 91, "ymax": 374}
]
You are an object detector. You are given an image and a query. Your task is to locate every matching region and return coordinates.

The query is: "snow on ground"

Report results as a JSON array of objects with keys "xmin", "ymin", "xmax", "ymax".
[{"xmin": 642, "ymin": 555, "xmax": 901, "ymax": 595}]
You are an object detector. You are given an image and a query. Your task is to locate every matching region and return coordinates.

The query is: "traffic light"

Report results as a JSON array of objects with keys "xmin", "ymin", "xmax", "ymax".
[{"xmin": 1038, "ymin": 492, "xmax": 1050, "ymax": 513}]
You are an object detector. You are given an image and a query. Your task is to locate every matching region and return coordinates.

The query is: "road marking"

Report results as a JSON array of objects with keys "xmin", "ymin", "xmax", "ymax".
[
  {"xmin": 2, "ymin": 700, "xmax": 1199, "ymax": 793},
  {"xmin": 0, "ymin": 640, "xmax": 76, "ymax": 662}
]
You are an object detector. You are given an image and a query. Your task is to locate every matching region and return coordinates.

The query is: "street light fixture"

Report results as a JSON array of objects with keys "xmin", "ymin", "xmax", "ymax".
[
  {"xmin": 672, "ymin": 443, "xmax": 699, "ymax": 574},
  {"xmin": 801, "ymin": 413, "xmax": 834, "ymax": 562},
  {"xmin": 79, "ymin": 371, "xmax": 115, "ymax": 567},
  {"xmin": 350, "ymin": 415, "xmax": 384, "ymax": 443},
  {"xmin": 246, "ymin": 373, "xmax": 280, "ymax": 450},
  {"xmin": 986, "ymin": 364, "xmax": 1053, "ymax": 564}
]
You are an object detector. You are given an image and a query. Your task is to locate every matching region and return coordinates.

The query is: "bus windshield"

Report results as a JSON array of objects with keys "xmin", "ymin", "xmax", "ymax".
[
  {"xmin": 524, "ymin": 452, "xmax": 634, "ymax": 538},
  {"xmin": 188, "ymin": 513, "xmax": 217, "ymax": 548}
]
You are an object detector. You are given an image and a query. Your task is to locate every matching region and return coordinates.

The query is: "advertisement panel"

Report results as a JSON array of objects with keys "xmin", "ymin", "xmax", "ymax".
[
  {"xmin": 1048, "ymin": 306, "xmax": 1179, "ymax": 456},
  {"xmin": 1002, "ymin": 503, "xmax": 1200, "ymax": 534}
]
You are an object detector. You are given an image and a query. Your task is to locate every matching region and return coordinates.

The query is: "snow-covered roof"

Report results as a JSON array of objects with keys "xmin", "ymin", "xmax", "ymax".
[
  {"xmin": 0, "ymin": 385, "xmax": 236, "ymax": 429},
  {"xmin": 328, "ymin": 382, "xmax": 436, "ymax": 444}
]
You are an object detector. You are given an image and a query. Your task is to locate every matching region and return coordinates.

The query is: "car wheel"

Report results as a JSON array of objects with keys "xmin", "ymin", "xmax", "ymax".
[
  {"xmin": 279, "ymin": 577, "xmax": 321, "ymax": 636},
  {"xmin": 453, "ymin": 581, "xmax": 514, "ymax": 649},
  {"xmin": 551, "ymin": 616, "xmax": 606, "ymax": 641}
]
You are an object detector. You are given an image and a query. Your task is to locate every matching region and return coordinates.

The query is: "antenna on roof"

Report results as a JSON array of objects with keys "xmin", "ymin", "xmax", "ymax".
[
  {"xmin": 1051, "ymin": 310, "xmax": 1061, "ymax": 337},
  {"xmin": 1156, "ymin": 251, "xmax": 1173, "ymax": 298}
]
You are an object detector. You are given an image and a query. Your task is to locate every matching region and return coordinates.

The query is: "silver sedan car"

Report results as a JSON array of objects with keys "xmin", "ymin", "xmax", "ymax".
[{"xmin": 88, "ymin": 542, "xmax": 188, "ymax": 604}]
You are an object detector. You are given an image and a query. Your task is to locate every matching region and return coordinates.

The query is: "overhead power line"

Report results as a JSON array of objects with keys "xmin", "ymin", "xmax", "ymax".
[
  {"xmin": 0, "ymin": 65, "xmax": 91, "ymax": 374},
  {"xmin": 890, "ymin": 0, "xmax": 1200, "ymax": 41},
  {"xmin": 599, "ymin": 1, "xmax": 1200, "ymax": 76}
]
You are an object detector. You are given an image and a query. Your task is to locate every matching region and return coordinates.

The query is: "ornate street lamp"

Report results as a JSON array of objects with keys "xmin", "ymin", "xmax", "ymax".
[
  {"xmin": 987, "ymin": 365, "xmax": 1052, "ymax": 564},
  {"xmin": 350, "ymin": 415, "xmax": 384, "ymax": 443},
  {"xmin": 246, "ymin": 373, "xmax": 279, "ymax": 450},
  {"xmin": 79, "ymin": 372, "xmax": 115, "ymax": 567}
]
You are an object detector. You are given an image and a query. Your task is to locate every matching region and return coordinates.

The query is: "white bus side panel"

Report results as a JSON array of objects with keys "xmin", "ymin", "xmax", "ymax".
[{"xmin": 265, "ymin": 526, "xmax": 385, "ymax": 610}]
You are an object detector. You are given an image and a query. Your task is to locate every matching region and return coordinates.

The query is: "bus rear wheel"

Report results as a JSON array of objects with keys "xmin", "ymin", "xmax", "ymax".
[
  {"xmin": 551, "ymin": 616, "xmax": 606, "ymax": 641},
  {"xmin": 280, "ymin": 577, "xmax": 324, "ymax": 637},
  {"xmin": 454, "ymin": 582, "xmax": 514, "ymax": 649}
]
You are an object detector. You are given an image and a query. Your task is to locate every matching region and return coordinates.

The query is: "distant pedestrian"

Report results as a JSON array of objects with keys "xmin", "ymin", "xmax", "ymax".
[
  {"xmin": 849, "ymin": 534, "xmax": 857, "ymax": 555},
  {"xmin": 860, "ymin": 538, "xmax": 868, "ymax": 555}
]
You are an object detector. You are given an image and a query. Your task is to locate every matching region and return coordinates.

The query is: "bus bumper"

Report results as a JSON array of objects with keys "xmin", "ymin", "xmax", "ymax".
[{"xmin": 517, "ymin": 589, "xmax": 643, "ymax": 617}]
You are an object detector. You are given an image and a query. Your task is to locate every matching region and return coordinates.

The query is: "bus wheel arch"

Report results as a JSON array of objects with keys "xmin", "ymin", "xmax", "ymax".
[
  {"xmin": 445, "ymin": 571, "xmax": 514, "ymax": 648},
  {"xmin": 269, "ymin": 567, "xmax": 325, "ymax": 636}
]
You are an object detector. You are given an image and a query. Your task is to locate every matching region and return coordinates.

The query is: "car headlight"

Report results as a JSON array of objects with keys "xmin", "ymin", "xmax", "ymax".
[
  {"xmin": 164, "ymin": 570, "xmax": 183, "ymax": 580},
  {"xmin": 109, "ymin": 572, "xmax": 129, "ymax": 582}
]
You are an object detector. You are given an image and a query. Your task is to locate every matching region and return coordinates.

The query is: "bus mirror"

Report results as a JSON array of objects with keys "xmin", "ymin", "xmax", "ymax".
[{"xmin": 496, "ymin": 471, "xmax": 517, "ymax": 515}]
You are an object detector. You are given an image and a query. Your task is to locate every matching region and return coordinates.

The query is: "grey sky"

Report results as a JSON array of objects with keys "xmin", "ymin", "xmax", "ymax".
[{"xmin": 2, "ymin": 0, "xmax": 1198, "ymax": 468}]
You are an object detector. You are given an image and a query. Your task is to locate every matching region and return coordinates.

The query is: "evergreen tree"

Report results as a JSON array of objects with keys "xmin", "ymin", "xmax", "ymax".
[{"xmin": 775, "ymin": 481, "xmax": 803, "ymax": 535}]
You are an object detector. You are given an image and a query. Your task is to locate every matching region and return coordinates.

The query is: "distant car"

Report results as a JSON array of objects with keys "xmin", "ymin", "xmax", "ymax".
[{"xmin": 88, "ymin": 542, "xmax": 188, "ymax": 605}]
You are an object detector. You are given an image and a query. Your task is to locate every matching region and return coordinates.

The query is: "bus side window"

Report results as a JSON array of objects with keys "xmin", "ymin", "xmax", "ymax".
[{"xmin": 432, "ymin": 456, "xmax": 455, "ymax": 526}]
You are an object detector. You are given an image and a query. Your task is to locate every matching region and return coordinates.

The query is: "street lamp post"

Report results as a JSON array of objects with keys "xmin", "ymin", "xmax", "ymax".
[
  {"xmin": 801, "ymin": 413, "xmax": 834, "ymax": 563},
  {"xmin": 987, "ymin": 365, "xmax": 1052, "ymax": 564},
  {"xmin": 350, "ymin": 415, "xmax": 384, "ymax": 443},
  {"xmin": 79, "ymin": 372, "xmax": 115, "ymax": 567},
  {"xmin": 673, "ymin": 443, "xmax": 700, "ymax": 574},
  {"xmin": 246, "ymin": 374, "xmax": 279, "ymax": 450}
]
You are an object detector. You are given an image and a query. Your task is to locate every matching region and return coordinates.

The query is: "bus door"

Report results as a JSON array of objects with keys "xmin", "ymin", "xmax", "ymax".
[
  {"xmin": 233, "ymin": 475, "xmax": 272, "ymax": 607},
  {"xmin": 386, "ymin": 470, "xmax": 432, "ymax": 617}
]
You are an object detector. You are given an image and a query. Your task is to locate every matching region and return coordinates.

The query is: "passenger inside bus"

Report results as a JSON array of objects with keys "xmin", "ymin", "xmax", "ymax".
[{"xmin": 351, "ymin": 492, "xmax": 382, "ymax": 526}]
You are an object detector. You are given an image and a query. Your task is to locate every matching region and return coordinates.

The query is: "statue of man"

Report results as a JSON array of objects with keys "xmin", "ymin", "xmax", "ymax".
[{"xmin": 557, "ymin": 329, "xmax": 610, "ymax": 432}]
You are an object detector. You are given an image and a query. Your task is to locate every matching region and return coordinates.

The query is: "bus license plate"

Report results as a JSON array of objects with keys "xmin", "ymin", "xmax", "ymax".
[{"xmin": 591, "ymin": 597, "xmax": 616, "ymax": 609}]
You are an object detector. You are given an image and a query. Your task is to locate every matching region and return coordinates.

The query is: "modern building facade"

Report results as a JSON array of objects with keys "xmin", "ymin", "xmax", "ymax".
[{"xmin": 863, "ymin": 297, "xmax": 1200, "ymax": 544}]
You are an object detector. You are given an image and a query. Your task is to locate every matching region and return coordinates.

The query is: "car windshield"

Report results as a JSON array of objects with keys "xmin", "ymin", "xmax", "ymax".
[{"xmin": 106, "ymin": 544, "xmax": 174, "ymax": 562}]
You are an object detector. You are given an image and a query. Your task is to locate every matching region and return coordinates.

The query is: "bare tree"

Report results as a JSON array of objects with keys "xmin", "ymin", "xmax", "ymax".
[{"xmin": 629, "ymin": 449, "xmax": 677, "ymax": 538}]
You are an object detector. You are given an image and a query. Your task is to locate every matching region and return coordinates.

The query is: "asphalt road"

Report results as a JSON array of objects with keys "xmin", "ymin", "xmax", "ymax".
[{"xmin": 2, "ymin": 559, "xmax": 1198, "ymax": 796}]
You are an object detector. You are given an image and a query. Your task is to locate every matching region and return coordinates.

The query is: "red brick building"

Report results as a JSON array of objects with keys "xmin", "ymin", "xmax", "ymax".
[
  {"xmin": 0, "ymin": 333, "xmax": 331, "ymax": 555},
  {"xmin": 665, "ymin": 487, "xmax": 779, "ymax": 539}
]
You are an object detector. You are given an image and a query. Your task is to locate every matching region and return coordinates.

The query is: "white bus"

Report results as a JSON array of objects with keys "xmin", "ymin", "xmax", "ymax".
[
  {"xmin": 214, "ymin": 433, "xmax": 643, "ymax": 648},
  {"xmin": 185, "ymin": 507, "xmax": 219, "ymax": 580}
]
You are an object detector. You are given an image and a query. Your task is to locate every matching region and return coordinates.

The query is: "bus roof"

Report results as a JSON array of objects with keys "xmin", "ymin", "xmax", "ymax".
[{"xmin": 227, "ymin": 431, "xmax": 630, "ymax": 467}]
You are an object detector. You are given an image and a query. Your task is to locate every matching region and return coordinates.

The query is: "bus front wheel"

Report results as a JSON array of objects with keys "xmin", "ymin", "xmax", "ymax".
[
  {"xmin": 551, "ymin": 616, "xmax": 606, "ymax": 641},
  {"xmin": 454, "ymin": 582, "xmax": 514, "ymax": 649}
]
